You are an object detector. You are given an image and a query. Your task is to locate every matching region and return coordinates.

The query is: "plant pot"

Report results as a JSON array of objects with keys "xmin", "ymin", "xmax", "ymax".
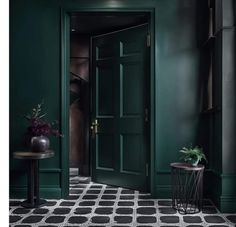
[
  {"xmin": 30, "ymin": 135, "xmax": 50, "ymax": 152},
  {"xmin": 190, "ymin": 158, "xmax": 200, "ymax": 167}
]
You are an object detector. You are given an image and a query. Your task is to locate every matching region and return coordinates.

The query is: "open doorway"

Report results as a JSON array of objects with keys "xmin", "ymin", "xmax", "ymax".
[{"xmin": 69, "ymin": 12, "xmax": 150, "ymax": 191}]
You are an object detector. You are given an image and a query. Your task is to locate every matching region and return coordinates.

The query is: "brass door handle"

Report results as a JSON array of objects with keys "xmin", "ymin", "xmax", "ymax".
[{"xmin": 91, "ymin": 119, "xmax": 99, "ymax": 135}]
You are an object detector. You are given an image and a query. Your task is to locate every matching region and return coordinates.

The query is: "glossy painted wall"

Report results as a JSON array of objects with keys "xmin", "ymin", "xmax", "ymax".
[
  {"xmin": 10, "ymin": 0, "xmax": 62, "ymax": 198},
  {"xmin": 10, "ymin": 0, "xmax": 235, "ymax": 212},
  {"xmin": 154, "ymin": 0, "xmax": 201, "ymax": 198}
]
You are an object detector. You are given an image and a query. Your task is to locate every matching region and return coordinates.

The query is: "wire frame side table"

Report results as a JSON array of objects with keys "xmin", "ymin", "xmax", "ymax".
[{"xmin": 170, "ymin": 162, "xmax": 204, "ymax": 214}]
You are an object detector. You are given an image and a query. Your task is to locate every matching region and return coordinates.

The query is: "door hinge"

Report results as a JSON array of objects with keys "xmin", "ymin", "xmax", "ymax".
[
  {"xmin": 145, "ymin": 108, "xmax": 149, "ymax": 122},
  {"xmin": 147, "ymin": 34, "xmax": 151, "ymax": 47},
  {"xmin": 146, "ymin": 163, "xmax": 149, "ymax": 177}
]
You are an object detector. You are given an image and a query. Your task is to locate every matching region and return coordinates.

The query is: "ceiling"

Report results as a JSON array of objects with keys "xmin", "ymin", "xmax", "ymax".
[{"xmin": 70, "ymin": 12, "xmax": 149, "ymax": 35}]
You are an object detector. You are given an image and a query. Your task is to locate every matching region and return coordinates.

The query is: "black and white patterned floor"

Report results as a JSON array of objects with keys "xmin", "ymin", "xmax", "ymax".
[{"xmin": 10, "ymin": 173, "xmax": 236, "ymax": 227}]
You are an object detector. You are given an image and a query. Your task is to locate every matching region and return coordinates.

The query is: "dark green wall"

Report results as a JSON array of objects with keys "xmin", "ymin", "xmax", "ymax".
[
  {"xmin": 9, "ymin": 0, "xmax": 202, "ymax": 198},
  {"xmin": 154, "ymin": 0, "xmax": 201, "ymax": 197},
  {"xmin": 10, "ymin": 0, "xmax": 236, "ymax": 212},
  {"xmin": 10, "ymin": 0, "xmax": 62, "ymax": 198}
]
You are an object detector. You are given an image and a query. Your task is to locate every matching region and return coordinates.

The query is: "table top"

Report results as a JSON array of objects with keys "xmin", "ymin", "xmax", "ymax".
[
  {"xmin": 13, "ymin": 150, "xmax": 55, "ymax": 160},
  {"xmin": 170, "ymin": 162, "xmax": 204, "ymax": 171}
]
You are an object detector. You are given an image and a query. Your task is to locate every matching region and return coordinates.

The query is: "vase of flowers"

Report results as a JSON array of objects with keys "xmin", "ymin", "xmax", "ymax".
[
  {"xmin": 30, "ymin": 135, "xmax": 50, "ymax": 152},
  {"xmin": 24, "ymin": 101, "xmax": 62, "ymax": 152}
]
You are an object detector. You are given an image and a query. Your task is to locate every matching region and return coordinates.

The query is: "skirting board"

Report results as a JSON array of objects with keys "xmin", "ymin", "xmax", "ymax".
[
  {"xmin": 10, "ymin": 187, "xmax": 62, "ymax": 199},
  {"xmin": 220, "ymin": 196, "xmax": 236, "ymax": 213},
  {"xmin": 154, "ymin": 185, "xmax": 172, "ymax": 198}
]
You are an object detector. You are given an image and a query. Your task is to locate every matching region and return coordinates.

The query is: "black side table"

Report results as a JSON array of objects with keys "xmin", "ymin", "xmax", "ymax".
[
  {"xmin": 170, "ymin": 162, "xmax": 204, "ymax": 214},
  {"xmin": 13, "ymin": 150, "xmax": 54, "ymax": 208}
]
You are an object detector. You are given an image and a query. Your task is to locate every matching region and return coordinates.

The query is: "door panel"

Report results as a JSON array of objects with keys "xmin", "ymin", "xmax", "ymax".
[
  {"xmin": 121, "ymin": 134, "xmax": 142, "ymax": 173},
  {"xmin": 97, "ymin": 134, "xmax": 114, "ymax": 169},
  {"xmin": 91, "ymin": 24, "xmax": 149, "ymax": 191},
  {"xmin": 97, "ymin": 65, "xmax": 114, "ymax": 116},
  {"xmin": 121, "ymin": 62, "xmax": 143, "ymax": 115}
]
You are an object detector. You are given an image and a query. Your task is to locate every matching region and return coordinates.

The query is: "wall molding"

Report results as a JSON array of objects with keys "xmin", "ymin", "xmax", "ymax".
[
  {"xmin": 155, "ymin": 185, "xmax": 171, "ymax": 199},
  {"xmin": 156, "ymin": 170, "xmax": 170, "ymax": 174},
  {"xmin": 11, "ymin": 168, "xmax": 62, "ymax": 173},
  {"xmin": 220, "ymin": 195, "xmax": 236, "ymax": 212},
  {"xmin": 10, "ymin": 187, "xmax": 62, "ymax": 199},
  {"xmin": 206, "ymin": 169, "xmax": 236, "ymax": 212},
  {"xmin": 40, "ymin": 168, "xmax": 62, "ymax": 173}
]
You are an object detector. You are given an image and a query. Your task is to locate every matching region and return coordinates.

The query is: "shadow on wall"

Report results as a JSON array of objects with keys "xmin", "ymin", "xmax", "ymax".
[{"xmin": 195, "ymin": 0, "xmax": 213, "ymax": 169}]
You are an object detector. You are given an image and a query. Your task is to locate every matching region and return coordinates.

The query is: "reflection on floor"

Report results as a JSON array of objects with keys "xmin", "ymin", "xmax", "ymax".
[{"xmin": 10, "ymin": 173, "xmax": 236, "ymax": 226}]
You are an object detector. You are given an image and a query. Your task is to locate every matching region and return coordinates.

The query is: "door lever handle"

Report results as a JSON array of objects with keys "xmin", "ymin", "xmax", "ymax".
[{"xmin": 91, "ymin": 119, "xmax": 99, "ymax": 137}]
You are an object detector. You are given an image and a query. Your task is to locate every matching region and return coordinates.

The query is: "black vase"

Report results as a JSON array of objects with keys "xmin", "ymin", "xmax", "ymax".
[{"xmin": 30, "ymin": 135, "xmax": 50, "ymax": 152}]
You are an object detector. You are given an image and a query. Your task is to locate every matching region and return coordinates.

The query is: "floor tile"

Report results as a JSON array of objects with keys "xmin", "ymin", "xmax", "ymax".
[
  {"xmin": 99, "ymin": 201, "xmax": 115, "ymax": 206},
  {"xmin": 22, "ymin": 215, "xmax": 44, "ymax": 223},
  {"xmin": 52, "ymin": 207, "xmax": 71, "ymax": 214},
  {"xmin": 137, "ymin": 207, "xmax": 156, "ymax": 215},
  {"xmin": 74, "ymin": 207, "xmax": 92, "ymax": 214},
  {"xmin": 160, "ymin": 216, "xmax": 179, "ymax": 223},
  {"xmin": 59, "ymin": 201, "xmax": 75, "ymax": 206},
  {"xmin": 14, "ymin": 225, "xmax": 32, "ymax": 227},
  {"xmin": 138, "ymin": 201, "xmax": 154, "ymax": 206},
  {"xmin": 45, "ymin": 215, "xmax": 66, "ymax": 223},
  {"xmin": 33, "ymin": 208, "xmax": 49, "ymax": 214},
  {"xmin": 67, "ymin": 216, "xmax": 88, "ymax": 224},
  {"xmin": 79, "ymin": 200, "xmax": 96, "ymax": 206},
  {"xmin": 159, "ymin": 207, "xmax": 177, "ymax": 214},
  {"xmin": 95, "ymin": 207, "xmax": 113, "ymax": 214},
  {"xmin": 10, "ymin": 215, "xmax": 23, "ymax": 223},
  {"xmin": 9, "ymin": 175, "xmax": 235, "ymax": 227},
  {"xmin": 118, "ymin": 201, "xmax": 134, "ymax": 206},
  {"xmin": 12, "ymin": 208, "xmax": 31, "ymax": 214},
  {"xmin": 82, "ymin": 194, "xmax": 98, "ymax": 200},
  {"xmin": 121, "ymin": 189, "xmax": 135, "ymax": 194},
  {"xmin": 183, "ymin": 216, "xmax": 203, "ymax": 223},
  {"xmin": 114, "ymin": 215, "xmax": 133, "ymax": 223},
  {"xmin": 116, "ymin": 207, "xmax": 133, "ymax": 214},
  {"xmin": 120, "ymin": 195, "xmax": 135, "ymax": 200},
  {"xmin": 87, "ymin": 189, "xmax": 101, "ymax": 194},
  {"xmin": 101, "ymin": 195, "xmax": 116, "ymax": 200},
  {"xmin": 137, "ymin": 216, "xmax": 157, "ymax": 223},
  {"xmin": 204, "ymin": 215, "xmax": 226, "ymax": 223},
  {"xmin": 91, "ymin": 216, "xmax": 110, "ymax": 224},
  {"xmin": 44, "ymin": 201, "xmax": 57, "ymax": 206}
]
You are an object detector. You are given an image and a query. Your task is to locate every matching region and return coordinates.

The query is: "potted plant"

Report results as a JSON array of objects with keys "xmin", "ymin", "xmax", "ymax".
[
  {"xmin": 24, "ymin": 101, "xmax": 62, "ymax": 152},
  {"xmin": 179, "ymin": 145, "xmax": 207, "ymax": 166}
]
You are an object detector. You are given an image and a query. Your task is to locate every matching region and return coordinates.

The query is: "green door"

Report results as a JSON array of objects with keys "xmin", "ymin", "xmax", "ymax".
[{"xmin": 91, "ymin": 24, "xmax": 149, "ymax": 191}]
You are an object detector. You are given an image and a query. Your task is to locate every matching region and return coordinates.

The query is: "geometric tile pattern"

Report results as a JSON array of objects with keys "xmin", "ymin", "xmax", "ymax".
[{"xmin": 9, "ymin": 174, "xmax": 236, "ymax": 227}]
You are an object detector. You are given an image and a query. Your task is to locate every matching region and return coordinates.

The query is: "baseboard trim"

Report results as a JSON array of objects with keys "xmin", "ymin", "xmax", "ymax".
[
  {"xmin": 10, "ymin": 187, "xmax": 62, "ymax": 199},
  {"xmin": 220, "ymin": 195, "xmax": 236, "ymax": 212},
  {"xmin": 206, "ymin": 169, "xmax": 236, "ymax": 212},
  {"xmin": 40, "ymin": 168, "xmax": 62, "ymax": 173},
  {"xmin": 155, "ymin": 185, "xmax": 171, "ymax": 198}
]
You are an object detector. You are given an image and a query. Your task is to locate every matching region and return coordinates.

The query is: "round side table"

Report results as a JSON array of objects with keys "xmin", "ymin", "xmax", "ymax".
[
  {"xmin": 170, "ymin": 162, "xmax": 204, "ymax": 214},
  {"xmin": 13, "ymin": 150, "xmax": 54, "ymax": 208}
]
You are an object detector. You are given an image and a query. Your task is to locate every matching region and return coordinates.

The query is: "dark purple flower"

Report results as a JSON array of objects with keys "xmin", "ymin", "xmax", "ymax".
[{"xmin": 24, "ymin": 102, "xmax": 63, "ymax": 137}]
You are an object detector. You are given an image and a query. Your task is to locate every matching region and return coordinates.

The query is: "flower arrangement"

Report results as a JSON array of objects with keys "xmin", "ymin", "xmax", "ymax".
[{"xmin": 24, "ymin": 102, "xmax": 62, "ymax": 138}]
